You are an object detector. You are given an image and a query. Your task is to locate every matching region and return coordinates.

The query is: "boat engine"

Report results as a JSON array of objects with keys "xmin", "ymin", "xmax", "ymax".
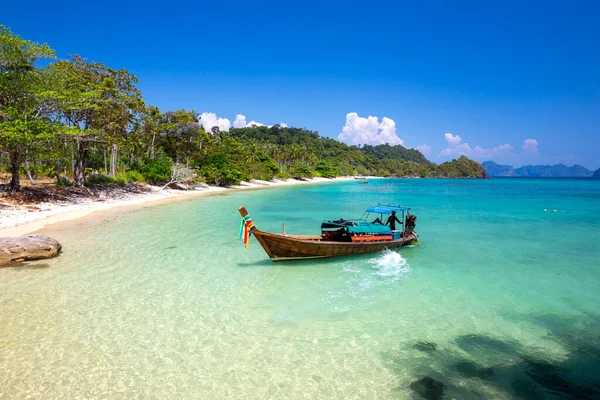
[{"xmin": 404, "ymin": 214, "xmax": 417, "ymax": 237}]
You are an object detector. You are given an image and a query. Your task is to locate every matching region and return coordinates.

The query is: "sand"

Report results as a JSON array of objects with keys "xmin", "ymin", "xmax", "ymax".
[{"xmin": 0, "ymin": 177, "xmax": 358, "ymax": 236}]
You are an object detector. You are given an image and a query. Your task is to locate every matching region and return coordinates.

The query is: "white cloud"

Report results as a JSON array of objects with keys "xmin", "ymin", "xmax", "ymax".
[
  {"xmin": 439, "ymin": 133, "xmax": 513, "ymax": 161},
  {"xmin": 439, "ymin": 133, "xmax": 473, "ymax": 157},
  {"xmin": 246, "ymin": 120, "xmax": 266, "ymax": 127},
  {"xmin": 444, "ymin": 133, "xmax": 462, "ymax": 147},
  {"xmin": 522, "ymin": 138, "xmax": 538, "ymax": 153},
  {"xmin": 414, "ymin": 145, "xmax": 432, "ymax": 155},
  {"xmin": 472, "ymin": 144, "xmax": 513, "ymax": 159},
  {"xmin": 200, "ymin": 112, "xmax": 231, "ymax": 133},
  {"xmin": 202, "ymin": 112, "xmax": 287, "ymax": 131},
  {"xmin": 233, "ymin": 114, "xmax": 247, "ymax": 128},
  {"xmin": 337, "ymin": 112, "xmax": 404, "ymax": 146}
]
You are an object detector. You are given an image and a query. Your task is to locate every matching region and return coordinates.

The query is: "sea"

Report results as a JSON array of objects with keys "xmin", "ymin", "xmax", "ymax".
[{"xmin": 1, "ymin": 178, "xmax": 599, "ymax": 399}]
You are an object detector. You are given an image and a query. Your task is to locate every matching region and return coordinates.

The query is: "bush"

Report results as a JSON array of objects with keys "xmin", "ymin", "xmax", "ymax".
[
  {"xmin": 125, "ymin": 170, "xmax": 144, "ymax": 183},
  {"xmin": 220, "ymin": 169, "xmax": 246, "ymax": 186},
  {"xmin": 259, "ymin": 155, "xmax": 279, "ymax": 175},
  {"xmin": 275, "ymin": 170, "xmax": 291, "ymax": 180},
  {"xmin": 315, "ymin": 162, "xmax": 338, "ymax": 178},
  {"xmin": 200, "ymin": 165, "xmax": 248, "ymax": 186},
  {"xmin": 37, "ymin": 165, "xmax": 56, "ymax": 178},
  {"xmin": 289, "ymin": 162, "xmax": 314, "ymax": 179},
  {"xmin": 134, "ymin": 156, "xmax": 172, "ymax": 183},
  {"xmin": 85, "ymin": 174, "xmax": 115, "ymax": 186}
]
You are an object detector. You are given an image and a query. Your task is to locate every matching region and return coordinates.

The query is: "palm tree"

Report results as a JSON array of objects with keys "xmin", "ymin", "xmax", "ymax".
[{"xmin": 245, "ymin": 140, "xmax": 261, "ymax": 164}]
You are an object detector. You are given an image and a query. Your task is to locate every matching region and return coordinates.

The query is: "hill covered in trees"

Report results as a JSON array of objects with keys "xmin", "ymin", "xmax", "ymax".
[
  {"xmin": 0, "ymin": 25, "xmax": 486, "ymax": 192},
  {"xmin": 483, "ymin": 161, "xmax": 593, "ymax": 178}
]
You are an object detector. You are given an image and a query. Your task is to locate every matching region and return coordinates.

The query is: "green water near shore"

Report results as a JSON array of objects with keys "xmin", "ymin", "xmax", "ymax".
[{"xmin": 1, "ymin": 178, "xmax": 599, "ymax": 399}]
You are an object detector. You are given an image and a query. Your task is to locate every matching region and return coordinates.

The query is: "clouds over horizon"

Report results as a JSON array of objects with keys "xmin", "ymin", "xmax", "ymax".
[
  {"xmin": 429, "ymin": 133, "xmax": 549, "ymax": 166},
  {"xmin": 199, "ymin": 112, "xmax": 287, "ymax": 132},
  {"xmin": 522, "ymin": 138, "xmax": 538, "ymax": 154},
  {"xmin": 438, "ymin": 133, "xmax": 515, "ymax": 161},
  {"xmin": 337, "ymin": 112, "xmax": 404, "ymax": 146}
]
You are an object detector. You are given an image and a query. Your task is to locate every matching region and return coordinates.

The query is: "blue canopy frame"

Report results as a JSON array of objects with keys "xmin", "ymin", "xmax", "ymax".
[
  {"xmin": 365, "ymin": 205, "xmax": 411, "ymax": 214},
  {"xmin": 359, "ymin": 204, "xmax": 412, "ymax": 235}
]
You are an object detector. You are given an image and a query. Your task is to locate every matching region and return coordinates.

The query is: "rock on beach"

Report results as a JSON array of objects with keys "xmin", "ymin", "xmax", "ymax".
[{"xmin": 0, "ymin": 234, "xmax": 62, "ymax": 265}]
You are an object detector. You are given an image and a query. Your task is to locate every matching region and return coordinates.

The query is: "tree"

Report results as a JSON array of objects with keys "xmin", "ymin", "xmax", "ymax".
[
  {"xmin": 47, "ymin": 55, "xmax": 144, "ymax": 186},
  {"xmin": 245, "ymin": 140, "xmax": 261, "ymax": 164},
  {"xmin": 0, "ymin": 25, "xmax": 56, "ymax": 191},
  {"xmin": 289, "ymin": 162, "xmax": 313, "ymax": 179},
  {"xmin": 157, "ymin": 110, "xmax": 207, "ymax": 167}
]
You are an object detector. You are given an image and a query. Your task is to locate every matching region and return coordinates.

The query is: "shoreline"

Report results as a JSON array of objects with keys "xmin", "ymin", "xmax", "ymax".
[{"xmin": 0, "ymin": 177, "xmax": 359, "ymax": 236}]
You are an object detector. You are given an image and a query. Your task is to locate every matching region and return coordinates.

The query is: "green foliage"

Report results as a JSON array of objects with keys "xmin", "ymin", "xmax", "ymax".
[
  {"xmin": 276, "ymin": 170, "xmax": 291, "ymax": 179},
  {"xmin": 437, "ymin": 155, "xmax": 486, "ymax": 178},
  {"xmin": 315, "ymin": 161, "xmax": 338, "ymax": 178},
  {"xmin": 133, "ymin": 156, "xmax": 172, "ymax": 183},
  {"xmin": 395, "ymin": 161, "xmax": 430, "ymax": 178},
  {"xmin": 289, "ymin": 162, "xmax": 314, "ymax": 179},
  {"xmin": 84, "ymin": 170, "xmax": 146, "ymax": 186},
  {"xmin": 360, "ymin": 144, "xmax": 434, "ymax": 167},
  {"xmin": 44, "ymin": 54, "xmax": 145, "ymax": 186},
  {"xmin": 85, "ymin": 174, "xmax": 118, "ymax": 186},
  {"xmin": 124, "ymin": 170, "xmax": 144, "ymax": 183},
  {"xmin": 0, "ymin": 25, "xmax": 57, "ymax": 190},
  {"xmin": 199, "ymin": 165, "xmax": 248, "ymax": 186}
]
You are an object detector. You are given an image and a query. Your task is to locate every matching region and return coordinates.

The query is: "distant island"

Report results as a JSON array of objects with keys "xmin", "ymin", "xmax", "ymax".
[
  {"xmin": 594, "ymin": 169, "xmax": 600, "ymax": 179},
  {"xmin": 483, "ymin": 161, "xmax": 594, "ymax": 178}
]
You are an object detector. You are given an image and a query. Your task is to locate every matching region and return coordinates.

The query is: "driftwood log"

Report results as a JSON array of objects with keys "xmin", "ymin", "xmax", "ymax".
[{"xmin": 0, "ymin": 234, "xmax": 62, "ymax": 266}]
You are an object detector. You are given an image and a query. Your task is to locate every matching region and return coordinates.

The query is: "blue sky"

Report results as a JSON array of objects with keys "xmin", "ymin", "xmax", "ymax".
[{"xmin": 3, "ymin": 0, "xmax": 599, "ymax": 168}]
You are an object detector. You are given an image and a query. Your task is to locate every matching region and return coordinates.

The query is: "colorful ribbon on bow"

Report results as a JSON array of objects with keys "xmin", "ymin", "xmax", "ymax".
[{"xmin": 239, "ymin": 215, "xmax": 256, "ymax": 249}]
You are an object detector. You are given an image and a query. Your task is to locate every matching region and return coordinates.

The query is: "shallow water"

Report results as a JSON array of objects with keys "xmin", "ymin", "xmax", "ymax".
[{"xmin": 1, "ymin": 178, "xmax": 599, "ymax": 399}]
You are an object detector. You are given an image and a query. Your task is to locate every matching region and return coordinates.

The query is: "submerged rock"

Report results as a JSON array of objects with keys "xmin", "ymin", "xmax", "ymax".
[
  {"xmin": 0, "ymin": 234, "xmax": 62, "ymax": 265},
  {"xmin": 413, "ymin": 341, "xmax": 438, "ymax": 352},
  {"xmin": 410, "ymin": 376, "xmax": 445, "ymax": 400},
  {"xmin": 455, "ymin": 361, "xmax": 495, "ymax": 380}
]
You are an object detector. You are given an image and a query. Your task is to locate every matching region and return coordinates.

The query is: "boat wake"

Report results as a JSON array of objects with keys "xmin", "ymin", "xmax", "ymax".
[{"xmin": 369, "ymin": 249, "xmax": 410, "ymax": 279}]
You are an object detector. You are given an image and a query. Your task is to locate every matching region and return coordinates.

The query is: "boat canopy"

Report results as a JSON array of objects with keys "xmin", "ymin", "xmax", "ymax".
[
  {"xmin": 365, "ymin": 205, "xmax": 410, "ymax": 214},
  {"xmin": 321, "ymin": 220, "xmax": 392, "ymax": 234}
]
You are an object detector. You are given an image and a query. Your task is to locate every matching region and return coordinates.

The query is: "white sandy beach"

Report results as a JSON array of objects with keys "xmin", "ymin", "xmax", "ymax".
[{"xmin": 0, "ymin": 177, "xmax": 359, "ymax": 236}]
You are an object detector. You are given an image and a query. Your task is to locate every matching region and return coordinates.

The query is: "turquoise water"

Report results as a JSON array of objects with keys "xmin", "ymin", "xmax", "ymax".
[{"xmin": 1, "ymin": 178, "xmax": 599, "ymax": 399}]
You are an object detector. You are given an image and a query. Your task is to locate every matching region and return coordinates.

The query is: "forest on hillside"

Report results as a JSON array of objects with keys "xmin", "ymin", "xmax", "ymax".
[{"xmin": 0, "ymin": 25, "xmax": 486, "ymax": 192}]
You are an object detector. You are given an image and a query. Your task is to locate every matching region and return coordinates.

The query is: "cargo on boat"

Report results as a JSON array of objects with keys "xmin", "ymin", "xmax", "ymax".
[{"xmin": 238, "ymin": 205, "xmax": 418, "ymax": 261}]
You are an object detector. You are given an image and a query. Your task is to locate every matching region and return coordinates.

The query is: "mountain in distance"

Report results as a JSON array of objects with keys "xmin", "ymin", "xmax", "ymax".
[
  {"xmin": 481, "ymin": 161, "xmax": 516, "ymax": 176},
  {"xmin": 482, "ymin": 161, "xmax": 593, "ymax": 178},
  {"xmin": 593, "ymin": 168, "xmax": 600, "ymax": 179}
]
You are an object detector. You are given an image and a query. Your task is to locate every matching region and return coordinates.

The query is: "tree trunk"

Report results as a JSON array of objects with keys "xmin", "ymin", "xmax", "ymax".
[
  {"xmin": 104, "ymin": 146, "xmax": 107, "ymax": 174},
  {"xmin": 151, "ymin": 133, "xmax": 155, "ymax": 159},
  {"xmin": 70, "ymin": 140, "xmax": 75, "ymax": 175},
  {"xmin": 73, "ymin": 141, "xmax": 89, "ymax": 187},
  {"xmin": 33, "ymin": 153, "xmax": 39, "ymax": 180},
  {"xmin": 110, "ymin": 144, "xmax": 117, "ymax": 176},
  {"xmin": 26, "ymin": 166, "xmax": 35, "ymax": 184},
  {"xmin": 55, "ymin": 161, "xmax": 62, "ymax": 183},
  {"xmin": 25, "ymin": 156, "xmax": 35, "ymax": 184},
  {"xmin": 9, "ymin": 151, "xmax": 22, "ymax": 192}
]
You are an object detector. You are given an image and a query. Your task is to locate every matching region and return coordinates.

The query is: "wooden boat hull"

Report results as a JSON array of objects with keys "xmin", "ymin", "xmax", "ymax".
[{"xmin": 251, "ymin": 229, "xmax": 417, "ymax": 261}]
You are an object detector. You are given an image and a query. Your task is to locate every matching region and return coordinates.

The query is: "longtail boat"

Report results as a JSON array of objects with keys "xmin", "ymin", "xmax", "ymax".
[{"xmin": 239, "ymin": 205, "xmax": 418, "ymax": 261}]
